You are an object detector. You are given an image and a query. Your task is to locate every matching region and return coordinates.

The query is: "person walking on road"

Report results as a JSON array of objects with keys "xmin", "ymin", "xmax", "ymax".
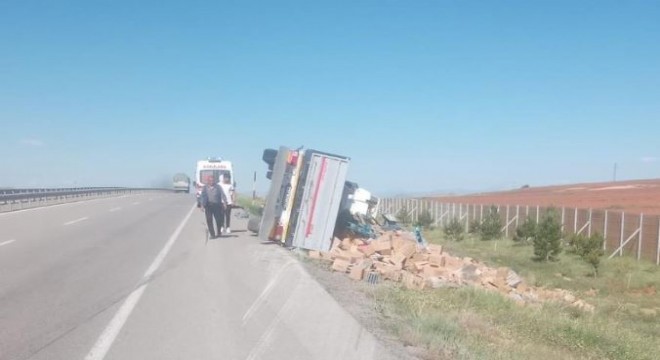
[
  {"xmin": 220, "ymin": 174, "xmax": 236, "ymax": 234},
  {"xmin": 200, "ymin": 176, "xmax": 227, "ymax": 238}
]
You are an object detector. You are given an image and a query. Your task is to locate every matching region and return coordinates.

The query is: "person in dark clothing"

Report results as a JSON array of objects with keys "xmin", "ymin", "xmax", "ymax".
[{"xmin": 200, "ymin": 176, "xmax": 227, "ymax": 238}]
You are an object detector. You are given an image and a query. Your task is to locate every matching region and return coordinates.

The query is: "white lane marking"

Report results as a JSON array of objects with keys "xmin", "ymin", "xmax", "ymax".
[
  {"xmin": 63, "ymin": 217, "xmax": 89, "ymax": 226},
  {"xmin": 0, "ymin": 239, "xmax": 16, "ymax": 247},
  {"xmin": 242, "ymin": 260, "xmax": 296, "ymax": 326},
  {"xmin": 85, "ymin": 284, "xmax": 147, "ymax": 359},
  {"xmin": 109, "ymin": 207, "xmax": 122, "ymax": 212},
  {"xmin": 84, "ymin": 204, "xmax": 196, "ymax": 360}
]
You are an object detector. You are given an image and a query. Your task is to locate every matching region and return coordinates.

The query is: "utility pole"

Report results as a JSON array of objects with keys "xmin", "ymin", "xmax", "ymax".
[{"xmin": 252, "ymin": 170, "xmax": 257, "ymax": 199}]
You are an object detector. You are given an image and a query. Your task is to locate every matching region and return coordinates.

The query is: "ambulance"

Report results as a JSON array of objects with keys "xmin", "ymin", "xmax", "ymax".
[{"xmin": 195, "ymin": 158, "xmax": 234, "ymax": 206}]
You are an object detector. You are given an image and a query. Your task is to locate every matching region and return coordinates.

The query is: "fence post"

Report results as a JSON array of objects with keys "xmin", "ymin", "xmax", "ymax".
[
  {"xmin": 574, "ymin": 207, "xmax": 578, "ymax": 234},
  {"xmin": 414, "ymin": 199, "xmax": 419, "ymax": 223},
  {"xmin": 561, "ymin": 207, "xmax": 566, "ymax": 231},
  {"xmin": 465, "ymin": 204, "xmax": 470, "ymax": 233},
  {"xmin": 440, "ymin": 203, "xmax": 444, "ymax": 227},
  {"xmin": 619, "ymin": 212, "xmax": 625, "ymax": 257},
  {"xmin": 516, "ymin": 205, "xmax": 520, "ymax": 228},
  {"xmin": 439, "ymin": 203, "xmax": 442, "ymax": 227},
  {"xmin": 412, "ymin": 199, "xmax": 416, "ymax": 223},
  {"xmin": 438, "ymin": 203, "xmax": 442, "ymax": 227},
  {"xmin": 526, "ymin": 205, "xmax": 529, "ymax": 218},
  {"xmin": 536, "ymin": 205, "xmax": 541, "ymax": 225},
  {"xmin": 604, "ymin": 210, "xmax": 608, "ymax": 251},
  {"xmin": 505, "ymin": 205, "xmax": 510, "ymax": 237},
  {"xmin": 637, "ymin": 214, "xmax": 643, "ymax": 261},
  {"xmin": 480, "ymin": 204, "xmax": 484, "ymax": 223},
  {"xmin": 656, "ymin": 216, "xmax": 660, "ymax": 265},
  {"xmin": 447, "ymin": 203, "xmax": 451, "ymax": 225},
  {"xmin": 588, "ymin": 208, "xmax": 593, "ymax": 237}
]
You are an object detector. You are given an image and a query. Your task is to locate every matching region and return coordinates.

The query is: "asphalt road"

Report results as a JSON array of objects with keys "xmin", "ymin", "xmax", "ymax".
[{"xmin": 0, "ymin": 194, "xmax": 394, "ymax": 360}]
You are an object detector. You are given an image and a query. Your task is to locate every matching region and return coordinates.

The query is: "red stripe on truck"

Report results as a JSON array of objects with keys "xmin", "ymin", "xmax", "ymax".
[{"xmin": 306, "ymin": 157, "xmax": 327, "ymax": 237}]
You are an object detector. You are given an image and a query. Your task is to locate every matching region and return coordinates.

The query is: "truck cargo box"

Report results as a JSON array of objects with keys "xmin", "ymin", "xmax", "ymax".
[{"xmin": 258, "ymin": 147, "xmax": 350, "ymax": 252}]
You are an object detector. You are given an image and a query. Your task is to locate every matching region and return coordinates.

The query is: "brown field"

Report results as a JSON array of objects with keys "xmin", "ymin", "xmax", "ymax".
[{"xmin": 431, "ymin": 178, "xmax": 660, "ymax": 215}]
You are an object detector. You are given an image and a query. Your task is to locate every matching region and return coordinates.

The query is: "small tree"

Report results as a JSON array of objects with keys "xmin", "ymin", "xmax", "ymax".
[
  {"xmin": 480, "ymin": 205, "xmax": 502, "ymax": 241},
  {"xmin": 533, "ymin": 208, "xmax": 562, "ymax": 261},
  {"xmin": 416, "ymin": 209, "xmax": 434, "ymax": 229},
  {"xmin": 396, "ymin": 206, "xmax": 411, "ymax": 226},
  {"xmin": 469, "ymin": 219, "xmax": 481, "ymax": 234},
  {"xmin": 444, "ymin": 218, "xmax": 465, "ymax": 241},
  {"xmin": 513, "ymin": 217, "xmax": 537, "ymax": 245},
  {"xmin": 566, "ymin": 233, "xmax": 586, "ymax": 254},
  {"xmin": 569, "ymin": 233, "xmax": 605, "ymax": 276}
]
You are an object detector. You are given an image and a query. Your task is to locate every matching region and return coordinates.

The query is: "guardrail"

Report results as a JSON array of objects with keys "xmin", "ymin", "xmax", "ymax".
[{"xmin": 0, "ymin": 187, "xmax": 175, "ymax": 212}]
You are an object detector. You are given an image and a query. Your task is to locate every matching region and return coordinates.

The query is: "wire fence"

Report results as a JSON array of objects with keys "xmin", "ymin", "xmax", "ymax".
[{"xmin": 378, "ymin": 198, "xmax": 660, "ymax": 265}]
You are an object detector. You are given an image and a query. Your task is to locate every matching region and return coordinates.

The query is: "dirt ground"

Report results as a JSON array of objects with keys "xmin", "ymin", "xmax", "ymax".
[{"xmin": 429, "ymin": 178, "xmax": 660, "ymax": 215}]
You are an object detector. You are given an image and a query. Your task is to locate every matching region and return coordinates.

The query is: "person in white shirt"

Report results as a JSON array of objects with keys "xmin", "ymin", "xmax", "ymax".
[{"xmin": 220, "ymin": 174, "xmax": 235, "ymax": 234}]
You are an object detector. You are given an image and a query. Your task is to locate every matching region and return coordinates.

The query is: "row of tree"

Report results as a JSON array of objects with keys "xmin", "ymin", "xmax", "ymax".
[{"xmin": 395, "ymin": 206, "xmax": 605, "ymax": 275}]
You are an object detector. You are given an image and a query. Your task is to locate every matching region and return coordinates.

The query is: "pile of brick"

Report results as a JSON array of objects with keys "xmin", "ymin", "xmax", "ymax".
[{"xmin": 309, "ymin": 230, "xmax": 594, "ymax": 313}]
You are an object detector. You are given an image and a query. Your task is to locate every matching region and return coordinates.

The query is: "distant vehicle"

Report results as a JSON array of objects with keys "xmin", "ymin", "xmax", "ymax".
[
  {"xmin": 172, "ymin": 173, "xmax": 191, "ymax": 193},
  {"xmin": 195, "ymin": 157, "xmax": 234, "ymax": 205}
]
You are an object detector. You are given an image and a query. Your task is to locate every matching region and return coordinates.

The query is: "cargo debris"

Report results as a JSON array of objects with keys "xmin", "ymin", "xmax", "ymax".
[
  {"xmin": 311, "ymin": 226, "xmax": 594, "ymax": 312},
  {"xmin": 254, "ymin": 146, "xmax": 593, "ymax": 311}
]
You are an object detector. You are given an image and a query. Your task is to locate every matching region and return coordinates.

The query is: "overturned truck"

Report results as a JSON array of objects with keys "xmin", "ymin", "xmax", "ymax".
[{"xmin": 251, "ymin": 146, "xmax": 379, "ymax": 252}]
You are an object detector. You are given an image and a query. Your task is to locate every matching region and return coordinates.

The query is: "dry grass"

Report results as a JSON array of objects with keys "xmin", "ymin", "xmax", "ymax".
[{"xmin": 370, "ymin": 230, "xmax": 660, "ymax": 360}]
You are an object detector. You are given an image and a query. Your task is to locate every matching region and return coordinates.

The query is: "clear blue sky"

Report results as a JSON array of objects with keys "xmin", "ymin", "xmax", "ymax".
[{"xmin": 1, "ymin": 0, "xmax": 659, "ymax": 194}]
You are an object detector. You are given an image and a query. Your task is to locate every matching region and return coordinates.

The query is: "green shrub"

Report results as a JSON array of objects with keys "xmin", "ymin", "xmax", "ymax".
[
  {"xmin": 513, "ymin": 217, "xmax": 537, "ymax": 244},
  {"xmin": 480, "ymin": 205, "xmax": 502, "ymax": 241},
  {"xmin": 469, "ymin": 219, "xmax": 481, "ymax": 234},
  {"xmin": 396, "ymin": 206, "xmax": 411, "ymax": 225},
  {"xmin": 416, "ymin": 209, "xmax": 434, "ymax": 229},
  {"xmin": 444, "ymin": 218, "xmax": 465, "ymax": 241},
  {"xmin": 569, "ymin": 233, "xmax": 606, "ymax": 276},
  {"xmin": 533, "ymin": 208, "xmax": 562, "ymax": 261},
  {"xmin": 236, "ymin": 197, "xmax": 264, "ymax": 216},
  {"xmin": 567, "ymin": 233, "xmax": 585, "ymax": 254}
]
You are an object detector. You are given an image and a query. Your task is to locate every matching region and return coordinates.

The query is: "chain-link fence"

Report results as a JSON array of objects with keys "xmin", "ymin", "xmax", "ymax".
[{"xmin": 379, "ymin": 198, "xmax": 660, "ymax": 265}]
